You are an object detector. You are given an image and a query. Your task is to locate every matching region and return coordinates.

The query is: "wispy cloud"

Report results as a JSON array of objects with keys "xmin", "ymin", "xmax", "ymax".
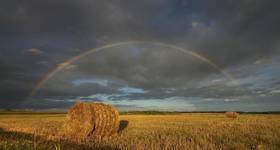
[
  {"xmin": 270, "ymin": 90, "xmax": 280, "ymax": 94},
  {"xmin": 24, "ymin": 48, "xmax": 44, "ymax": 55},
  {"xmin": 119, "ymin": 87, "xmax": 147, "ymax": 94},
  {"xmin": 72, "ymin": 78, "xmax": 109, "ymax": 87}
]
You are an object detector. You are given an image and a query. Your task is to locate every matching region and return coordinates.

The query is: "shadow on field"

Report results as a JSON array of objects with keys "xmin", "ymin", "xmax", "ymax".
[
  {"xmin": 0, "ymin": 127, "xmax": 120, "ymax": 150},
  {"xmin": 118, "ymin": 120, "xmax": 129, "ymax": 133}
]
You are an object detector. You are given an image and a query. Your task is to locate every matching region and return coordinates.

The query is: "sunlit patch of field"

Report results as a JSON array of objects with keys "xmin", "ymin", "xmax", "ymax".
[{"xmin": 0, "ymin": 113, "xmax": 280, "ymax": 150}]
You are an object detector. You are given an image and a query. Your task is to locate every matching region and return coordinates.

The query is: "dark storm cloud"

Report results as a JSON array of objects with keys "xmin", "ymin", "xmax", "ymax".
[
  {"xmin": 1, "ymin": 0, "xmax": 279, "ymax": 59},
  {"xmin": 0, "ymin": 0, "xmax": 280, "ymax": 108},
  {"xmin": 73, "ymin": 45, "xmax": 218, "ymax": 89}
]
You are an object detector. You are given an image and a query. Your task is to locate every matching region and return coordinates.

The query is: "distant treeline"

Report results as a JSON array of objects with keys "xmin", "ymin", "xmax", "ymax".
[
  {"xmin": 0, "ymin": 110, "xmax": 280, "ymax": 115},
  {"xmin": 119, "ymin": 111, "xmax": 181, "ymax": 115},
  {"xmin": 0, "ymin": 110, "xmax": 66, "ymax": 115},
  {"xmin": 120, "ymin": 111, "xmax": 280, "ymax": 115}
]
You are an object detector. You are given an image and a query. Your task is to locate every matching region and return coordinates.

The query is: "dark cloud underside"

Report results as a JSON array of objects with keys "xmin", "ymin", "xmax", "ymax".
[{"xmin": 0, "ymin": 0, "xmax": 280, "ymax": 110}]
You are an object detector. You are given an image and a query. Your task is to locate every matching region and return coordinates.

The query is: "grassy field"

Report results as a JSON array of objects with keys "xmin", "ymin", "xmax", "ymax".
[{"xmin": 0, "ymin": 113, "xmax": 280, "ymax": 150}]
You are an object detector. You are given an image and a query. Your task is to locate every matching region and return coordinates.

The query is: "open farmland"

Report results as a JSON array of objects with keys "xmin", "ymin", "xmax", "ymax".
[{"xmin": 0, "ymin": 113, "xmax": 280, "ymax": 150}]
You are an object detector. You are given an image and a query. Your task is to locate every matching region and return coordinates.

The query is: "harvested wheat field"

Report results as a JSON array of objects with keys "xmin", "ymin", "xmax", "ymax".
[{"xmin": 0, "ymin": 113, "xmax": 280, "ymax": 150}]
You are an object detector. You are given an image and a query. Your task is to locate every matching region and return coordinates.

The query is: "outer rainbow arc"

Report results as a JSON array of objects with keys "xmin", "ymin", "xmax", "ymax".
[{"xmin": 29, "ymin": 41, "xmax": 237, "ymax": 97}]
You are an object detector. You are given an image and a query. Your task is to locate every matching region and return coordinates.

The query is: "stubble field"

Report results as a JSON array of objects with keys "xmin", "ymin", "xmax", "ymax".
[{"xmin": 0, "ymin": 113, "xmax": 279, "ymax": 150}]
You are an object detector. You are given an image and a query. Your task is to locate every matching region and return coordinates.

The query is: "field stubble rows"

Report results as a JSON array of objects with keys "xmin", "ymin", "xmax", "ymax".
[{"xmin": 0, "ymin": 113, "xmax": 279, "ymax": 150}]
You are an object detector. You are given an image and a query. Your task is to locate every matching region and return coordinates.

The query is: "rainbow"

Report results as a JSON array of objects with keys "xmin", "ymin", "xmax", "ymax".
[{"xmin": 29, "ymin": 41, "xmax": 237, "ymax": 97}]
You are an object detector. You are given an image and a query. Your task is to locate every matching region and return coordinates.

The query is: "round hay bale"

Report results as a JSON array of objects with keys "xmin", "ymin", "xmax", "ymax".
[
  {"xmin": 225, "ymin": 111, "xmax": 238, "ymax": 119},
  {"xmin": 63, "ymin": 101, "xmax": 119, "ymax": 138}
]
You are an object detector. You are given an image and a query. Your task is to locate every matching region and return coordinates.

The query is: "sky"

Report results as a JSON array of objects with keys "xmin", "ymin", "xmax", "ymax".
[{"xmin": 0, "ymin": 0, "xmax": 280, "ymax": 111}]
